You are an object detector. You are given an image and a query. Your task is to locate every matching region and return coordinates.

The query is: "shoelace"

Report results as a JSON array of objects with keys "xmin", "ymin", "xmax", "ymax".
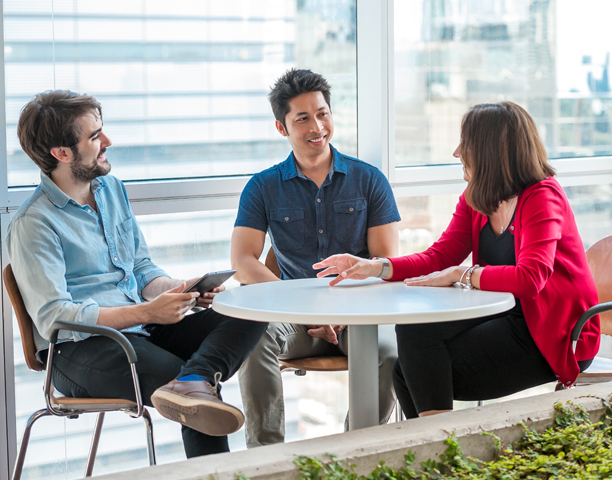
[{"xmin": 212, "ymin": 372, "xmax": 222, "ymax": 391}]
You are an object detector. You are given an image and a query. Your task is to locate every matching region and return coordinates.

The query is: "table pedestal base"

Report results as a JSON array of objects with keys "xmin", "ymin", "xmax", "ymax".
[{"xmin": 348, "ymin": 324, "xmax": 379, "ymax": 430}]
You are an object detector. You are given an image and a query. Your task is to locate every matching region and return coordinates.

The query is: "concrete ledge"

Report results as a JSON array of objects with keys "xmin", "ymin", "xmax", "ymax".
[{"xmin": 97, "ymin": 382, "xmax": 612, "ymax": 480}]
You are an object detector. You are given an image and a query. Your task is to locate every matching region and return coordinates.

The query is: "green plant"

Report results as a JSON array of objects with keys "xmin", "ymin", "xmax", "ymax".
[
  {"xmin": 212, "ymin": 398, "xmax": 612, "ymax": 479},
  {"xmin": 293, "ymin": 399, "xmax": 612, "ymax": 479}
]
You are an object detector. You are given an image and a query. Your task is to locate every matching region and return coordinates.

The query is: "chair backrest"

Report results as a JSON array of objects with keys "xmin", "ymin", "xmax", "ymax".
[
  {"xmin": 265, "ymin": 247, "xmax": 282, "ymax": 278},
  {"xmin": 3, "ymin": 264, "xmax": 45, "ymax": 371},
  {"xmin": 586, "ymin": 236, "xmax": 612, "ymax": 336}
]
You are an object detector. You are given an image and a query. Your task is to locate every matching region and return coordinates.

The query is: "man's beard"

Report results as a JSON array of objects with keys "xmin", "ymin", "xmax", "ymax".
[{"xmin": 70, "ymin": 147, "xmax": 111, "ymax": 183}]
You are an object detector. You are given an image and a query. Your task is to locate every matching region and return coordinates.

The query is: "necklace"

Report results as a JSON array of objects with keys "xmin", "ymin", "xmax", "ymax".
[{"xmin": 498, "ymin": 197, "xmax": 517, "ymax": 234}]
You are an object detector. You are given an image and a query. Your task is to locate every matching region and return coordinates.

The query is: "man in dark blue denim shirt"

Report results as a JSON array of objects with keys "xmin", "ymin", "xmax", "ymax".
[{"xmin": 232, "ymin": 69, "xmax": 401, "ymax": 448}]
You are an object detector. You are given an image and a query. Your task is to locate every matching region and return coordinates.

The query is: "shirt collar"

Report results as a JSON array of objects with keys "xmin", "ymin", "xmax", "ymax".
[
  {"xmin": 280, "ymin": 144, "xmax": 347, "ymax": 181},
  {"xmin": 40, "ymin": 171, "xmax": 106, "ymax": 209}
]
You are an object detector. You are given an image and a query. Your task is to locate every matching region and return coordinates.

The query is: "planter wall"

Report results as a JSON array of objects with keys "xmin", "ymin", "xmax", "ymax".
[{"xmin": 95, "ymin": 382, "xmax": 612, "ymax": 480}]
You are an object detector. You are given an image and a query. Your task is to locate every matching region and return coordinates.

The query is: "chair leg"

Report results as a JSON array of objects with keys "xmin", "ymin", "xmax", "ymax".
[
  {"xmin": 12, "ymin": 409, "xmax": 52, "ymax": 480},
  {"xmin": 142, "ymin": 408, "xmax": 156, "ymax": 466},
  {"xmin": 394, "ymin": 400, "xmax": 404, "ymax": 422},
  {"xmin": 84, "ymin": 412, "xmax": 105, "ymax": 477},
  {"xmin": 477, "ymin": 400, "xmax": 484, "ymax": 407}
]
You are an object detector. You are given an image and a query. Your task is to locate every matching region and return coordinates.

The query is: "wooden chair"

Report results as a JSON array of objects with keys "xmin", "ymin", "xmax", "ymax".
[
  {"xmin": 569, "ymin": 236, "xmax": 612, "ymax": 385},
  {"xmin": 3, "ymin": 265, "xmax": 156, "ymax": 480},
  {"xmin": 264, "ymin": 247, "xmax": 349, "ymax": 376}
]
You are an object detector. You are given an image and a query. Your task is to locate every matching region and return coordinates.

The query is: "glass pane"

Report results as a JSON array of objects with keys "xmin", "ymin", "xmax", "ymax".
[
  {"xmin": 5, "ymin": 0, "xmax": 356, "ymax": 186},
  {"xmin": 564, "ymin": 183, "xmax": 612, "ymax": 249},
  {"xmin": 394, "ymin": 0, "xmax": 612, "ymax": 167}
]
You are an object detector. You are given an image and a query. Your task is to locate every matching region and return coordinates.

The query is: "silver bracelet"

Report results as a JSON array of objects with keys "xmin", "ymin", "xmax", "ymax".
[
  {"xmin": 458, "ymin": 267, "xmax": 469, "ymax": 289},
  {"xmin": 466, "ymin": 264, "xmax": 480, "ymax": 290},
  {"xmin": 373, "ymin": 257, "xmax": 390, "ymax": 279}
]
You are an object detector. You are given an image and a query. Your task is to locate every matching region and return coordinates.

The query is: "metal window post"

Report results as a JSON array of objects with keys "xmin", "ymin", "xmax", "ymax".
[
  {"xmin": 357, "ymin": 0, "xmax": 392, "ymax": 181},
  {"xmin": 0, "ymin": 0, "xmax": 17, "ymax": 477}
]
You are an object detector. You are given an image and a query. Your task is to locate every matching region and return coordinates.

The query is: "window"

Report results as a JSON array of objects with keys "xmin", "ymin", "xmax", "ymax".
[
  {"xmin": 394, "ymin": 0, "xmax": 612, "ymax": 168},
  {"xmin": 6, "ymin": 0, "xmax": 357, "ymax": 476},
  {"xmin": 5, "ymin": 0, "xmax": 356, "ymax": 186},
  {"xmin": 2, "ymin": 0, "xmax": 612, "ymax": 478}
]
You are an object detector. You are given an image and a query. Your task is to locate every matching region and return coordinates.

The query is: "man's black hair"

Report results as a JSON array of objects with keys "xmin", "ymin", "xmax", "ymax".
[{"xmin": 268, "ymin": 68, "xmax": 332, "ymax": 129}]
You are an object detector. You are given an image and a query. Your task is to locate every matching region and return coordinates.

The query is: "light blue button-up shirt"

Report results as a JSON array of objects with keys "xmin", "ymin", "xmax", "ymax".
[{"xmin": 7, "ymin": 173, "xmax": 168, "ymax": 352}]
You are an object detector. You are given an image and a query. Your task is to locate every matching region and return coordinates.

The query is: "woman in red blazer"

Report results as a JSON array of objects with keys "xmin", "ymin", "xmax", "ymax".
[{"xmin": 314, "ymin": 102, "xmax": 600, "ymax": 419}]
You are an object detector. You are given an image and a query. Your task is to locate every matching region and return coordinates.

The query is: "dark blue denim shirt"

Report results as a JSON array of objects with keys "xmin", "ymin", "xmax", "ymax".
[{"xmin": 235, "ymin": 145, "xmax": 401, "ymax": 280}]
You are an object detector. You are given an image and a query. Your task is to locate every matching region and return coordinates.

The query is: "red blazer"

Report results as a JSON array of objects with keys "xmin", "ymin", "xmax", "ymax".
[{"xmin": 389, "ymin": 177, "xmax": 600, "ymax": 386}]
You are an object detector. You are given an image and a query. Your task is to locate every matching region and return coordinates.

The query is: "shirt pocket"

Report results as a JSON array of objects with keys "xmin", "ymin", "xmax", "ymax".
[
  {"xmin": 270, "ymin": 208, "xmax": 305, "ymax": 250},
  {"xmin": 333, "ymin": 198, "xmax": 368, "ymax": 245},
  {"xmin": 116, "ymin": 217, "xmax": 136, "ymax": 265}
]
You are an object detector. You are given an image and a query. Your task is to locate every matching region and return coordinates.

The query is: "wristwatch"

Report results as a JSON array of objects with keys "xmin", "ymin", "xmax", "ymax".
[{"xmin": 373, "ymin": 257, "xmax": 390, "ymax": 279}]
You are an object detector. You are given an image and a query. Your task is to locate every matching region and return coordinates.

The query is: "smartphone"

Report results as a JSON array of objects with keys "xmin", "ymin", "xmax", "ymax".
[{"xmin": 183, "ymin": 269, "xmax": 237, "ymax": 295}]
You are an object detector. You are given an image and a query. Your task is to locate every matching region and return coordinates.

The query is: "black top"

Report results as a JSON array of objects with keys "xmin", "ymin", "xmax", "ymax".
[{"xmin": 478, "ymin": 209, "xmax": 523, "ymax": 315}]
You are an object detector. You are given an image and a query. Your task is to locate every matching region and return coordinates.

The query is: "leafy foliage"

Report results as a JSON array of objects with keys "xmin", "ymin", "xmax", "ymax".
[{"xmin": 212, "ymin": 398, "xmax": 612, "ymax": 479}]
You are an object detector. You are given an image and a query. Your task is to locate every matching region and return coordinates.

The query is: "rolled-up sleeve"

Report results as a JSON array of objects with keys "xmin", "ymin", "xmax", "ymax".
[
  {"xmin": 130, "ymin": 214, "xmax": 169, "ymax": 298},
  {"xmin": 118, "ymin": 181, "xmax": 169, "ymax": 298},
  {"xmin": 7, "ymin": 214, "xmax": 100, "ymax": 343}
]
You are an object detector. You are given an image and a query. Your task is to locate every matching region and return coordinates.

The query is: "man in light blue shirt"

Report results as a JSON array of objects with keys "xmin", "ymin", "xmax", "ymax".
[{"xmin": 7, "ymin": 90, "xmax": 267, "ymax": 458}]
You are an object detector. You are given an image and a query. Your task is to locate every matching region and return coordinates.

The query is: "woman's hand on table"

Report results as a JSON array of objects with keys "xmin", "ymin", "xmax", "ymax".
[
  {"xmin": 313, "ymin": 254, "xmax": 382, "ymax": 286},
  {"xmin": 404, "ymin": 266, "xmax": 467, "ymax": 287}
]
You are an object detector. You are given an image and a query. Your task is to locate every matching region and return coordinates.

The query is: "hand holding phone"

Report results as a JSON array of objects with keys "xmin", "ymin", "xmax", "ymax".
[{"xmin": 183, "ymin": 269, "xmax": 236, "ymax": 309}]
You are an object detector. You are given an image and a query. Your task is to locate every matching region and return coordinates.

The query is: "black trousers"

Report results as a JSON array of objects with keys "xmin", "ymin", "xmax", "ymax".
[
  {"xmin": 45, "ymin": 308, "xmax": 267, "ymax": 458},
  {"xmin": 393, "ymin": 312, "xmax": 592, "ymax": 419}
]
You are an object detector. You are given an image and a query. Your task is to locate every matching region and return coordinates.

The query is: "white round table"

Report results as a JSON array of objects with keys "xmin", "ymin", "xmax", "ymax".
[{"xmin": 213, "ymin": 277, "xmax": 515, "ymax": 430}]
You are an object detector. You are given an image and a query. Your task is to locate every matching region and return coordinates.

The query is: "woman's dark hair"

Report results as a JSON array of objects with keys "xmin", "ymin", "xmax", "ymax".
[
  {"xmin": 461, "ymin": 101, "xmax": 555, "ymax": 216},
  {"xmin": 18, "ymin": 90, "xmax": 102, "ymax": 175},
  {"xmin": 268, "ymin": 69, "xmax": 331, "ymax": 129}
]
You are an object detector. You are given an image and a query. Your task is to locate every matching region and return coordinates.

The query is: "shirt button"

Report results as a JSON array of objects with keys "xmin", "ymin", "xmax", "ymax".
[
  {"xmin": 321, "ymin": 258, "xmax": 324, "ymax": 261},
  {"xmin": 317, "ymin": 198, "xmax": 321, "ymax": 203},
  {"xmin": 285, "ymin": 217, "xmax": 289, "ymax": 221},
  {"xmin": 555, "ymin": 375, "xmax": 560, "ymax": 378},
  {"xmin": 319, "ymin": 229, "xmax": 323, "ymax": 233},
  {"xmin": 349, "ymin": 207, "xmax": 354, "ymax": 212},
  {"xmin": 113, "ymin": 256, "xmax": 118, "ymax": 261},
  {"xmin": 124, "ymin": 278, "xmax": 129, "ymax": 282},
  {"xmin": 87, "ymin": 209, "xmax": 92, "ymax": 213},
  {"xmin": 510, "ymin": 226, "xmax": 514, "ymax": 231}
]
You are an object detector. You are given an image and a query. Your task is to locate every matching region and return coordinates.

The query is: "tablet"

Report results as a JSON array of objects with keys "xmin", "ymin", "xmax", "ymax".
[{"xmin": 183, "ymin": 269, "xmax": 237, "ymax": 295}]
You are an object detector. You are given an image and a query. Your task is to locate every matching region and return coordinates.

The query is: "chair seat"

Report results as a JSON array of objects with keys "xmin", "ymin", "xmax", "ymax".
[
  {"xmin": 576, "ymin": 356, "xmax": 612, "ymax": 383},
  {"xmin": 279, "ymin": 356, "xmax": 348, "ymax": 372},
  {"xmin": 581, "ymin": 356, "xmax": 612, "ymax": 374},
  {"xmin": 50, "ymin": 392, "xmax": 137, "ymax": 411}
]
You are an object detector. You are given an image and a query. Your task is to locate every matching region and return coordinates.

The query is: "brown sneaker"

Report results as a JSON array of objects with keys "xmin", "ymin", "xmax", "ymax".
[{"xmin": 151, "ymin": 378, "xmax": 244, "ymax": 436}]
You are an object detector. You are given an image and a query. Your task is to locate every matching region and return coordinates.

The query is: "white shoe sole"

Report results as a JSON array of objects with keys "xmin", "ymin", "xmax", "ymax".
[{"xmin": 151, "ymin": 389, "xmax": 244, "ymax": 436}]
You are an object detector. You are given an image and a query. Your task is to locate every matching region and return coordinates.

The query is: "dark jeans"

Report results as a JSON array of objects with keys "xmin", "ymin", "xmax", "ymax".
[
  {"xmin": 393, "ymin": 312, "xmax": 593, "ymax": 419},
  {"xmin": 45, "ymin": 308, "xmax": 268, "ymax": 458}
]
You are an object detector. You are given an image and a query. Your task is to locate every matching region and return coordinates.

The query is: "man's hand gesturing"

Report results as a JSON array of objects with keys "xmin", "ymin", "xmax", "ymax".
[{"xmin": 305, "ymin": 324, "xmax": 346, "ymax": 344}]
